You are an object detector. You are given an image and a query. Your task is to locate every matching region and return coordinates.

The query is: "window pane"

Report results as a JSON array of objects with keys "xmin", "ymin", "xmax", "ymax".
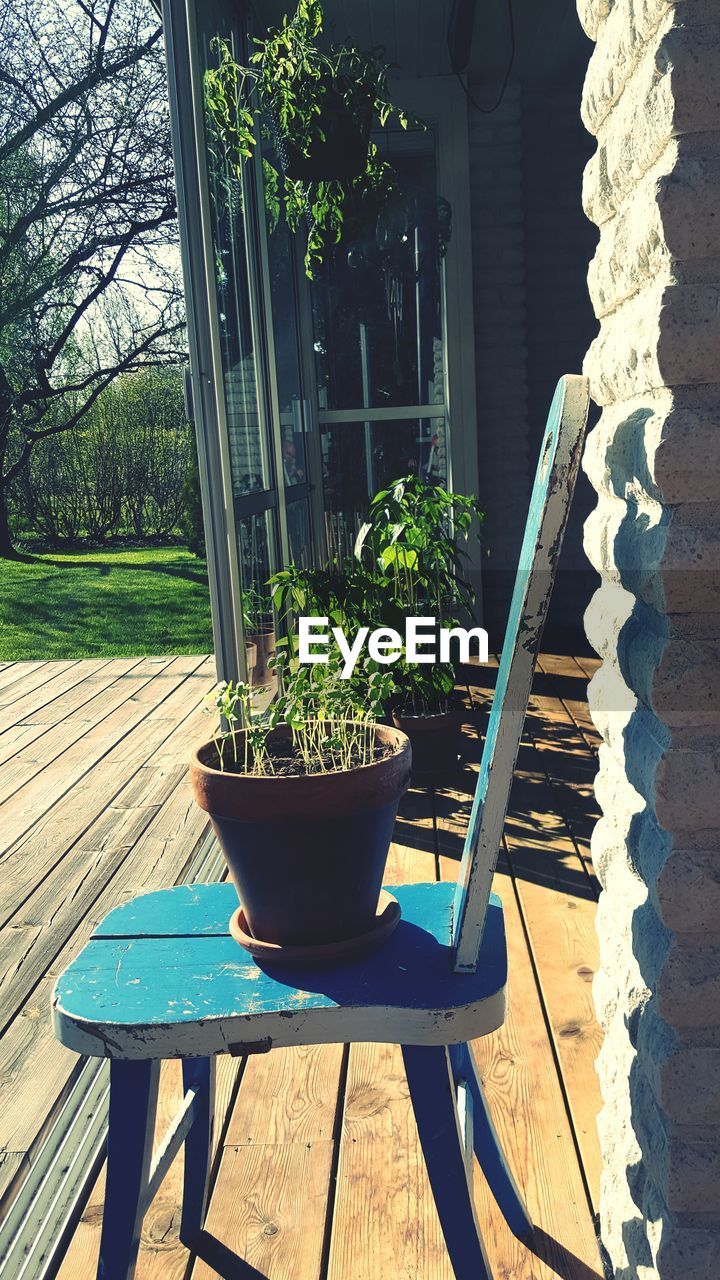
[
  {"xmin": 259, "ymin": 133, "xmax": 310, "ymax": 482},
  {"xmin": 237, "ymin": 508, "xmax": 278, "ymax": 693},
  {"xmin": 286, "ymin": 497, "xmax": 313, "ymax": 569},
  {"xmin": 200, "ymin": 14, "xmax": 272, "ymax": 496},
  {"xmin": 320, "ymin": 416, "xmax": 448, "ymax": 561},
  {"xmin": 310, "ymin": 139, "xmax": 446, "ymax": 412}
]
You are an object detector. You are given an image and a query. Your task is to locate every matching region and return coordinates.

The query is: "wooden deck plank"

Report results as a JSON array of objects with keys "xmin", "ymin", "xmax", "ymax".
[
  {"xmin": 0, "ymin": 660, "xmax": 51, "ymax": 700},
  {"xmin": 536, "ymin": 654, "xmax": 601, "ymax": 750},
  {"xmin": 193, "ymin": 1140, "xmax": 335, "ymax": 1280},
  {"xmin": 502, "ymin": 753, "xmax": 602, "ymax": 1207},
  {"xmin": 192, "ymin": 1044, "xmax": 344, "ymax": 1280},
  {"xmin": 435, "ymin": 766, "xmax": 603, "ymax": 1216},
  {"xmin": 0, "ymin": 659, "xmax": 109, "ymax": 737},
  {"xmin": 520, "ymin": 698, "xmax": 599, "ymax": 877},
  {"xmin": 0, "ymin": 671, "xmax": 215, "ymax": 1205},
  {"xmin": 0, "ymin": 656, "xmax": 207, "ymax": 926},
  {"xmin": 326, "ymin": 833, "xmax": 453, "ymax": 1280},
  {"xmin": 328, "ymin": 1047, "xmax": 455, "ymax": 1280},
  {"xmin": 224, "ymin": 1043, "xmax": 343, "ymax": 1148},
  {"xmin": 0, "ymin": 665, "xmax": 215, "ymax": 1029},
  {"xmin": 57, "ymin": 1056, "xmax": 243, "ymax": 1280},
  {"xmin": 433, "ymin": 692, "xmax": 603, "ymax": 1268},
  {"xmin": 503, "ymin": 832, "xmax": 603, "ymax": 1211},
  {"xmin": 0, "ymin": 656, "xmax": 173, "ymax": 807},
  {"xmin": 441, "ymin": 855, "xmax": 603, "ymax": 1279},
  {"xmin": 0, "ymin": 655, "xmax": 184, "ymax": 853},
  {"xmin": 572, "ymin": 654, "xmax": 601, "ymax": 683},
  {"xmin": 0, "ymin": 660, "xmax": 80, "ymax": 714},
  {"xmin": 0, "ymin": 656, "xmax": 145, "ymax": 772}
]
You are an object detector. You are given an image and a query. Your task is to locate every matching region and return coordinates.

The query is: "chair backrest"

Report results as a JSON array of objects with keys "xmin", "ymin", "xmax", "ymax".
[{"xmin": 452, "ymin": 375, "xmax": 590, "ymax": 972}]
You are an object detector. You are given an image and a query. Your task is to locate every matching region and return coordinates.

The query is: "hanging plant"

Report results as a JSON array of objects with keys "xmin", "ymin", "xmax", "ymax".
[{"xmin": 203, "ymin": 0, "xmax": 412, "ymax": 277}]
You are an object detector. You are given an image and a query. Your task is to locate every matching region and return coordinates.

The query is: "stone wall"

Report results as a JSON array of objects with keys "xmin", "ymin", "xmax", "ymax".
[{"xmin": 578, "ymin": 0, "xmax": 720, "ymax": 1275}]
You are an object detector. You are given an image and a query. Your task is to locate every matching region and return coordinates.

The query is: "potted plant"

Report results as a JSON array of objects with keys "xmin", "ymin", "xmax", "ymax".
[
  {"xmin": 202, "ymin": 0, "xmax": 411, "ymax": 275},
  {"xmin": 242, "ymin": 584, "xmax": 276, "ymax": 686},
  {"xmin": 245, "ymin": 638, "xmax": 258, "ymax": 685},
  {"xmin": 267, "ymin": 476, "xmax": 483, "ymax": 779},
  {"xmin": 355, "ymin": 476, "xmax": 485, "ymax": 781},
  {"xmin": 190, "ymin": 662, "xmax": 409, "ymax": 956}
]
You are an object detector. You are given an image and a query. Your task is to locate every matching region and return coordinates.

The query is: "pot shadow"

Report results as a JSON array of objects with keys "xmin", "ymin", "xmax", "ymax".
[{"xmin": 244, "ymin": 891, "xmax": 506, "ymax": 1011}]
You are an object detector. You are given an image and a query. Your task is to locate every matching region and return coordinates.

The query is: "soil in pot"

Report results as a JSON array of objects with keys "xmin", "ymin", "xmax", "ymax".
[
  {"xmin": 190, "ymin": 723, "xmax": 411, "ymax": 949},
  {"xmin": 391, "ymin": 706, "xmax": 463, "ymax": 783}
]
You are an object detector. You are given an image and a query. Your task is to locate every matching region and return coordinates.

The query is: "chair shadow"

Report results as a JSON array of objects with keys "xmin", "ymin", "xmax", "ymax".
[
  {"xmin": 190, "ymin": 1222, "xmax": 605, "ymax": 1280},
  {"xmin": 529, "ymin": 1225, "xmax": 606, "ymax": 1280},
  {"xmin": 192, "ymin": 1230, "xmax": 270, "ymax": 1279}
]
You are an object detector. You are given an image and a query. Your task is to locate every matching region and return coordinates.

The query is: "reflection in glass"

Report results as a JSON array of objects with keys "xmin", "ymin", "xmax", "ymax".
[
  {"xmin": 237, "ymin": 508, "xmax": 278, "ymax": 693},
  {"xmin": 287, "ymin": 498, "xmax": 313, "ymax": 569},
  {"xmin": 310, "ymin": 140, "xmax": 447, "ymax": 413},
  {"xmin": 259, "ymin": 133, "xmax": 310, "ymax": 485},
  {"xmin": 201, "ymin": 20, "xmax": 271, "ymax": 497},
  {"xmin": 320, "ymin": 417, "xmax": 448, "ymax": 561}
]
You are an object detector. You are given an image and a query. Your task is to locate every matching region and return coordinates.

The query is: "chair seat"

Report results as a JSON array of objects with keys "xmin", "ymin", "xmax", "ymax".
[{"xmin": 52, "ymin": 881, "xmax": 507, "ymax": 1060}]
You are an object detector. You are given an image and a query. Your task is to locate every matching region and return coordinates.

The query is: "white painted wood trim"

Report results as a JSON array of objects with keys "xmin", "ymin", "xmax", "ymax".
[
  {"xmin": 52, "ymin": 987, "xmax": 506, "ymax": 1060},
  {"xmin": 453, "ymin": 375, "xmax": 590, "ymax": 971}
]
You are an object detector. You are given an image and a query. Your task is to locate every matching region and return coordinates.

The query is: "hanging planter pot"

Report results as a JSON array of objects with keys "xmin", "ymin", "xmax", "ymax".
[
  {"xmin": 274, "ymin": 78, "xmax": 372, "ymax": 183},
  {"xmin": 203, "ymin": 1, "xmax": 413, "ymax": 277}
]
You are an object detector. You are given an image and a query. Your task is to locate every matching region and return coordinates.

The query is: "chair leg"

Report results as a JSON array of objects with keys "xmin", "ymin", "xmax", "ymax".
[
  {"xmin": 449, "ymin": 1042, "xmax": 534, "ymax": 1242},
  {"xmin": 97, "ymin": 1059, "xmax": 160, "ymax": 1280},
  {"xmin": 180, "ymin": 1057, "xmax": 216, "ymax": 1245},
  {"xmin": 402, "ymin": 1044, "xmax": 493, "ymax": 1280}
]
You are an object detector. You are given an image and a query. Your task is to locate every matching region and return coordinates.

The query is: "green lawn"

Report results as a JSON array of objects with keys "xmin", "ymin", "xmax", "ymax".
[{"xmin": 0, "ymin": 547, "xmax": 214, "ymax": 659}]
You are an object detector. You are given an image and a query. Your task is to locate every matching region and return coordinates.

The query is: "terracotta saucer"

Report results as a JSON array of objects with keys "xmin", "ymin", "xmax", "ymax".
[{"xmin": 229, "ymin": 890, "xmax": 401, "ymax": 966}]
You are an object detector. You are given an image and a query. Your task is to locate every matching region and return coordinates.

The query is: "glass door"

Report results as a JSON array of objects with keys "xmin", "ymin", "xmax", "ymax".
[
  {"xmin": 162, "ymin": 0, "xmax": 318, "ymax": 684},
  {"xmin": 307, "ymin": 126, "xmax": 451, "ymax": 561},
  {"xmin": 253, "ymin": 126, "xmax": 321, "ymax": 574},
  {"xmin": 162, "ymin": 0, "xmax": 470, "ymax": 678}
]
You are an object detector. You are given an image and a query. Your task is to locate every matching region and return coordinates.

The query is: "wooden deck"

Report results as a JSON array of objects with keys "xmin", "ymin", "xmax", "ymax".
[{"xmin": 0, "ymin": 655, "xmax": 605, "ymax": 1279}]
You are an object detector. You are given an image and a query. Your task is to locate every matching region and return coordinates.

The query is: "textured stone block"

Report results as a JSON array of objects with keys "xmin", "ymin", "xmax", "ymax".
[
  {"xmin": 579, "ymin": 0, "xmax": 720, "ymax": 1270},
  {"xmin": 583, "ymin": 0, "xmax": 674, "ymax": 135},
  {"xmin": 653, "ymin": 848, "xmax": 720, "ymax": 933},
  {"xmin": 578, "ymin": 0, "xmax": 617, "ymax": 41}
]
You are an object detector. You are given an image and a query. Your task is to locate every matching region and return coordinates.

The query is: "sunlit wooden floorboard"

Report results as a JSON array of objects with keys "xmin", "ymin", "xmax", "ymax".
[{"xmin": 0, "ymin": 655, "xmax": 604, "ymax": 1279}]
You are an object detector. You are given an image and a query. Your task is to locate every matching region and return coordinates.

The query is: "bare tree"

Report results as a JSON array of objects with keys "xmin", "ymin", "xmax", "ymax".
[{"xmin": 0, "ymin": 0, "xmax": 185, "ymax": 555}]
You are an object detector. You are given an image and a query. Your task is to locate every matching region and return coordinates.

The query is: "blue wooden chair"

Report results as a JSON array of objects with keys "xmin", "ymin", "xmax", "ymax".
[{"xmin": 52, "ymin": 375, "xmax": 589, "ymax": 1280}]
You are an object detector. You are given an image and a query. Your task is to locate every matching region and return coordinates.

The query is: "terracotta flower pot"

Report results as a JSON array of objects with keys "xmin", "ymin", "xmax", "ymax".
[
  {"xmin": 189, "ymin": 724, "xmax": 411, "ymax": 947},
  {"xmin": 391, "ymin": 707, "xmax": 463, "ymax": 783},
  {"xmin": 245, "ymin": 641, "xmax": 258, "ymax": 684},
  {"xmin": 247, "ymin": 626, "xmax": 275, "ymax": 687}
]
